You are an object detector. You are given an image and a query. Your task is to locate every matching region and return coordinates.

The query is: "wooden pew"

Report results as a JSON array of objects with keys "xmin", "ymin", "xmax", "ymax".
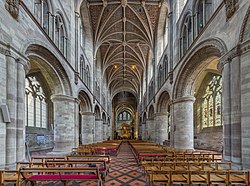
[
  {"xmin": 0, "ymin": 170, "xmax": 19, "ymax": 186},
  {"xmin": 31, "ymin": 156, "xmax": 66, "ymax": 163},
  {"xmin": 45, "ymin": 160, "xmax": 108, "ymax": 179},
  {"xmin": 18, "ymin": 167, "xmax": 102, "ymax": 186},
  {"xmin": 66, "ymin": 155, "xmax": 111, "ymax": 169},
  {"xmin": 148, "ymin": 170, "xmax": 250, "ymax": 186}
]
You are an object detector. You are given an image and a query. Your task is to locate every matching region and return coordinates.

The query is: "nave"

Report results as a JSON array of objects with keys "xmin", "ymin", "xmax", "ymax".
[{"xmin": 3, "ymin": 140, "xmax": 250, "ymax": 186}]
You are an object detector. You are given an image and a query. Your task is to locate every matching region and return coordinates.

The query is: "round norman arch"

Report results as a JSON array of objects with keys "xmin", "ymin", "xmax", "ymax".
[
  {"xmin": 25, "ymin": 44, "xmax": 72, "ymax": 95},
  {"xmin": 239, "ymin": 5, "xmax": 250, "ymax": 43},
  {"xmin": 142, "ymin": 112, "xmax": 147, "ymax": 123},
  {"xmin": 94, "ymin": 105, "xmax": 101, "ymax": 119},
  {"xmin": 78, "ymin": 90, "xmax": 92, "ymax": 113},
  {"xmin": 157, "ymin": 91, "xmax": 170, "ymax": 113},
  {"xmin": 174, "ymin": 38, "xmax": 227, "ymax": 99},
  {"xmin": 102, "ymin": 112, "xmax": 107, "ymax": 123},
  {"xmin": 148, "ymin": 105, "xmax": 155, "ymax": 120}
]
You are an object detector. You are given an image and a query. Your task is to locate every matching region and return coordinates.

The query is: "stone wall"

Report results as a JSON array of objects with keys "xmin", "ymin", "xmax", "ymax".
[{"xmin": 194, "ymin": 126, "xmax": 223, "ymax": 152}]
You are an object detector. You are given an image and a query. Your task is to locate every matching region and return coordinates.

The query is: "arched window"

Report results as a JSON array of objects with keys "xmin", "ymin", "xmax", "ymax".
[
  {"xmin": 86, "ymin": 65, "xmax": 90, "ymax": 87},
  {"xmin": 201, "ymin": 75, "xmax": 222, "ymax": 128},
  {"xmin": 158, "ymin": 65, "xmax": 163, "ymax": 89},
  {"xmin": 34, "ymin": 0, "xmax": 50, "ymax": 33},
  {"xmin": 25, "ymin": 76, "xmax": 48, "ymax": 128},
  {"xmin": 196, "ymin": 0, "xmax": 213, "ymax": 34},
  {"xmin": 163, "ymin": 55, "xmax": 168, "ymax": 80},
  {"xmin": 55, "ymin": 14, "xmax": 67, "ymax": 56},
  {"xmin": 180, "ymin": 15, "xmax": 192, "ymax": 57},
  {"xmin": 80, "ymin": 24, "xmax": 84, "ymax": 47},
  {"xmin": 80, "ymin": 55, "xmax": 84, "ymax": 80}
]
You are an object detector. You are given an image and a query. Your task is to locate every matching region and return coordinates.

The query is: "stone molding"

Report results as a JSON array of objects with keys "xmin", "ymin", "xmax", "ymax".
[
  {"xmin": 218, "ymin": 41, "xmax": 250, "ymax": 71},
  {"xmin": 16, "ymin": 58, "xmax": 30, "ymax": 74},
  {"xmin": 175, "ymin": 38, "xmax": 227, "ymax": 99},
  {"xmin": 51, "ymin": 94, "xmax": 76, "ymax": 102},
  {"xmin": 239, "ymin": 6, "xmax": 250, "ymax": 42},
  {"xmin": 5, "ymin": 0, "xmax": 19, "ymax": 19},
  {"xmin": 0, "ymin": 45, "xmax": 10, "ymax": 56},
  {"xmin": 223, "ymin": 0, "xmax": 239, "ymax": 21},
  {"xmin": 172, "ymin": 96, "xmax": 195, "ymax": 105}
]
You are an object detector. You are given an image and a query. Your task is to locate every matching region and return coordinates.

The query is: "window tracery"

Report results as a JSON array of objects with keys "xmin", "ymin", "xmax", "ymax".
[{"xmin": 25, "ymin": 76, "xmax": 47, "ymax": 128}]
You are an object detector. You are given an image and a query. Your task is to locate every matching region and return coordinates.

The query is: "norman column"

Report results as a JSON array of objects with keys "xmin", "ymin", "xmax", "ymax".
[
  {"xmin": 51, "ymin": 95, "xmax": 76, "ymax": 154},
  {"xmin": 16, "ymin": 58, "xmax": 29, "ymax": 162},
  {"xmin": 81, "ymin": 112, "xmax": 95, "ymax": 144},
  {"xmin": 172, "ymin": 96, "xmax": 195, "ymax": 150}
]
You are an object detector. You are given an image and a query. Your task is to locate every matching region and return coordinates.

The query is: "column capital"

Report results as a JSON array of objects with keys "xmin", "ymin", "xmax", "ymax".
[
  {"xmin": 218, "ymin": 44, "xmax": 242, "ymax": 72},
  {"xmin": 16, "ymin": 58, "xmax": 30, "ymax": 74},
  {"xmin": 172, "ymin": 96, "xmax": 195, "ymax": 105},
  {"xmin": 0, "ymin": 45, "xmax": 10, "ymax": 56},
  {"xmin": 51, "ymin": 94, "xmax": 76, "ymax": 102}
]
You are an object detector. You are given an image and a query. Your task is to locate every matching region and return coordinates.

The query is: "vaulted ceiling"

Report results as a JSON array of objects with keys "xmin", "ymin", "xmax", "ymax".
[{"xmin": 86, "ymin": 0, "xmax": 164, "ymax": 97}]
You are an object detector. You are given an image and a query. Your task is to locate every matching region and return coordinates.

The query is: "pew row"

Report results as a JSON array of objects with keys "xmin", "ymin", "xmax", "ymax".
[{"xmin": 18, "ymin": 167, "xmax": 102, "ymax": 186}]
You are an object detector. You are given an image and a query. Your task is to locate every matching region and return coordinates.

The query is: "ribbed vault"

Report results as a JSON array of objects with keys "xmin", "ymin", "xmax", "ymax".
[{"xmin": 86, "ymin": 0, "xmax": 163, "ymax": 96}]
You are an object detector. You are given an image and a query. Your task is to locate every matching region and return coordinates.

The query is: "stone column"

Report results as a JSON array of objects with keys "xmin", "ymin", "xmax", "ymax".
[
  {"xmin": 220, "ymin": 58, "xmax": 231, "ymax": 161},
  {"xmin": 50, "ymin": 95, "xmax": 76, "ymax": 154},
  {"xmin": 146, "ymin": 119, "xmax": 155, "ymax": 142},
  {"xmin": 81, "ymin": 112, "xmax": 94, "ymax": 144},
  {"xmin": 6, "ymin": 52, "xmax": 17, "ymax": 167},
  {"xmin": 219, "ymin": 46, "xmax": 242, "ymax": 164},
  {"xmin": 107, "ymin": 123, "xmax": 111, "ymax": 140},
  {"xmin": 94, "ymin": 119, "xmax": 103, "ymax": 142},
  {"xmin": 103, "ymin": 122, "xmax": 108, "ymax": 141},
  {"xmin": 74, "ymin": 99, "xmax": 80, "ymax": 148},
  {"xmin": 0, "ymin": 48, "xmax": 7, "ymax": 168},
  {"xmin": 141, "ymin": 122, "xmax": 146, "ymax": 140},
  {"xmin": 240, "ymin": 43, "xmax": 250, "ymax": 168},
  {"xmin": 172, "ymin": 96, "xmax": 195, "ymax": 150},
  {"xmin": 155, "ymin": 112, "xmax": 169, "ymax": 145},
  {"xmin": 230, "ymin": 55, "xmax": 241, "ymax": 164},
  {"xmin": 16, "ymin": 58, "xmax": 29, "ymax": 162}
]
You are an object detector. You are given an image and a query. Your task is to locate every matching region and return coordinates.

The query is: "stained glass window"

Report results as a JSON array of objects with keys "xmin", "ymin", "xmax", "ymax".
[
  {"xmin": 201, "ymin": 75, "xmax": 222, "ymax": 128},
  {"xmin": 25, "ymin": 76, "xmax": 47, "ymax": 128}
]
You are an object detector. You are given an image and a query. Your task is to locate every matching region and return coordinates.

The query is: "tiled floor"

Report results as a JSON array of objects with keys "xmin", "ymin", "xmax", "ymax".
[{"xmin": 26, "ymin": 142, "xmax": 148, "ymax": 186}]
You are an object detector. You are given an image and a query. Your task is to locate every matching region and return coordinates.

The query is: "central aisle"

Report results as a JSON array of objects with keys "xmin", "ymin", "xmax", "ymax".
[{"xmin": 104, "ymin": 142, "xmax": 147, "ymax": 186}]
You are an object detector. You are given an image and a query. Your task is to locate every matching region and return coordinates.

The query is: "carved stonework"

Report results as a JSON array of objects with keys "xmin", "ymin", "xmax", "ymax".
[
  {"xmin": 5, "ymin": 0, "xmax": 19, "ymax": 19},
  {"xmin": 223, "ymin": 0, "xmax": 239, "ymax": 20}
]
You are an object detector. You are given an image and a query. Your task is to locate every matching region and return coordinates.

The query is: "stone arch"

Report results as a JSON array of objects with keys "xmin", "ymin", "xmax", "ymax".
[
  {"xmin": 155, "ymin": 1, "xmax": 169, "ymax": 62},
  {"xmin": 157, "ymin": 91, "xmax": 170, "ymax": 113},
  {"xmin": 25, "ymin": 44, "xmax": 72, "ymax": 95},
  {"xmin": 174, "ymin": 38, "xmax": 227, "ymax": 99},
  {"xmin": 148, "ymin": 105, "xmax": 155, "ymax": 119},
  {"xmin": 239, "ymin": 5, "xmax": 250, "ymax": 43},
  {"xmin": 94, "ymin": 105, "xmax": 101, "ymax": 119},
  {"xmin": 102, "ymin": 112, "xmax": 107, "ymax": 123},
  {"xmin": 78, "ymin": 90, "xmax": 92, "ymax": 113},
  {"xmin": 142, "ymin": 112, "xmax": 147, "ymax": 122},
  {"xmin": 79, "ymin": 0, "xmax": 94, "ymax": 57}
]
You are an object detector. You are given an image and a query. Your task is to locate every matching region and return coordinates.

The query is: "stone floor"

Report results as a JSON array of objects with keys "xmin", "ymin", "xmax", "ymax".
[{"xmin": 20, "ymin": 142, "xmax": 148, "ymax": 186}]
